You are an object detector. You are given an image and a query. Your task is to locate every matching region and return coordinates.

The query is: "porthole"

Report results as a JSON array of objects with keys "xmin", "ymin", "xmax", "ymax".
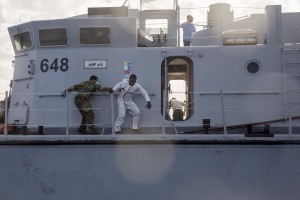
[{"xmin": 245, "ymin": 59, "xmax": 261, "ymax": 74}]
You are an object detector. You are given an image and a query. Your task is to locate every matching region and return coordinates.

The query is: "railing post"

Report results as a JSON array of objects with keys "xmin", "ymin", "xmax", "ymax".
[
  {"xmin": 4, "ymin": 91, "xmax": 8, "ymax": 136},
  {"xmin": 162, "ymin": 52, "xmax": 167, "ymax": 136},
  {"xmin": 288, "ymin": 90, "xmax": 292, "ymax": 135},
  {"xmin": 177, "ymin": 5, "xmax": 180, "ymax": 47},
  {"xmin": 65, "ymin": 91, "xmax": 69, "ymax": 136},
  {"xmin": 220, "ymin": 90, "xmax": 228, "ymax": 135},
  {"xmin": 111, "ymin": 93, "xmax": 116, "ymax": 138}
]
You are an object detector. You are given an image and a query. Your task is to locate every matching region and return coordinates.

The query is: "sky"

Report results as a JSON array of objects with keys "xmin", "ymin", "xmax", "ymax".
[{"xmin": 0, "ymin": 0, "xmax": 299, "ymax": 99}]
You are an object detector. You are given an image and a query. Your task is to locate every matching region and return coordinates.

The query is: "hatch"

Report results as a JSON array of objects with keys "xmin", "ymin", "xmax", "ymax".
[
  {"xmin": 161, "ymin": 56, "xmax": 193, "ymax": 121},
  {"xmin": 9, "ymin": 101, "xmax": 28, "ymax": 125}
]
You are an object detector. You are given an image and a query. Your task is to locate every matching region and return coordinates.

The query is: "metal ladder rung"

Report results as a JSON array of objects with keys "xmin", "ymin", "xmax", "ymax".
[{"xmin": 283, "ymin": 44, "xmax": 300, "ymax": 108}]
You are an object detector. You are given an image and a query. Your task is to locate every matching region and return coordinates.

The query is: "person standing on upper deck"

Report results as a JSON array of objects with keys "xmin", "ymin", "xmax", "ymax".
[
  {"xmin": 111, "ymin": 74, "xmax": 151, "ymax": 133},
  {"xmin": 180, "ymin": 15, "xmax": 196, "ymax": 46}
]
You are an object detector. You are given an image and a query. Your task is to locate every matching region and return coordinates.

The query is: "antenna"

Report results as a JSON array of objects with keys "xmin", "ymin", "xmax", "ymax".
[{"xmin": 122, "ymin": 0, "xmax": 128, "ymax": 6}]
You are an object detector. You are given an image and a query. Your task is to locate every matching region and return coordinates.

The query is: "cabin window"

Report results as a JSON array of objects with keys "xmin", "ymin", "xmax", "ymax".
[
  {"xmin": 161, "ymin": 57, "xmax": 194, "ymax": 121},
  {"xmin": 79, "ymin": 27, "xmax": 111, "ymax": 45},
  {"xmin": 39, "ymin": 28, "xmax": 68, "ymax": 47},
  {"xmin": 12, "ymin": 31, "xmax": 33, "ymax": 51}
]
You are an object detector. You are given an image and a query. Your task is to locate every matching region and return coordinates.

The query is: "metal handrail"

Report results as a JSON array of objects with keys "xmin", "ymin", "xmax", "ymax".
[{"xmin": 2, "ymin": 89, "xmax": 300, "ymax": 140}]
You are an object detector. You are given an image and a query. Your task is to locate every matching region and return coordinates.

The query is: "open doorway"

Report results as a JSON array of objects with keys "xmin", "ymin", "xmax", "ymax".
[{"xmin": 161, "ymin": 56, "xmax": 193, "ymax": 121}]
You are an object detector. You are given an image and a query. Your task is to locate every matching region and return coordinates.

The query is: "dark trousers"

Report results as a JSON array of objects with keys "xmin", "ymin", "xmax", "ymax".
[{"xmin": 173, "ymin": 109, "xmax": 183, "ymax": 121}]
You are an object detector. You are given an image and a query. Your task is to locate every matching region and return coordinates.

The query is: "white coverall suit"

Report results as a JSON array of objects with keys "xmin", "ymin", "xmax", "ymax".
[{"xmin": 113, "ymin": 80, "xmax": 150, "ymax": 132}]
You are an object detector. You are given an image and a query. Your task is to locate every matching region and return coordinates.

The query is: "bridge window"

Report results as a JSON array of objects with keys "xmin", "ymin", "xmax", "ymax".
[
  {"xmin": 145, "ymin": 19, "xmax": 168, "ymax": 34},
  {"xmin": 39, "ymin": 28, "xmax": 68, "ymax": 47},
  {"xmin": 13, "ymin": 31, "xmax": 33, "ymax": 51},
  {"xmin": 79, "ymin": 27, "xmax": 111, "ymax": 45}
]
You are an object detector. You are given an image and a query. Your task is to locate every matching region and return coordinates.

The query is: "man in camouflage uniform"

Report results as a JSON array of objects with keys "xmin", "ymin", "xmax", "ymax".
[{"xmin": 63, "ymin": 75, "xmax": 112, "ymax": 134}]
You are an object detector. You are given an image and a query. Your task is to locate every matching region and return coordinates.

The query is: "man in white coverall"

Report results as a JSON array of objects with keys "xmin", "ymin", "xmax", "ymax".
[{"xmin": 112, "ymin": 74, "xmax": 151, "ymax": 133}]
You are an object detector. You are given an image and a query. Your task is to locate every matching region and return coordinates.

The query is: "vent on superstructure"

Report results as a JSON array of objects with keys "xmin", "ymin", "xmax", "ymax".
[{"xmin": 207, "ymin": 3, "xmax": 234, "ymax": 28}]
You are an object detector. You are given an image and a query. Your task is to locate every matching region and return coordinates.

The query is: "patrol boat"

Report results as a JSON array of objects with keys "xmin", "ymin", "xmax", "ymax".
[{"xmin": 1, "ymin": 1, "xmax": 300, "ymax": 199}]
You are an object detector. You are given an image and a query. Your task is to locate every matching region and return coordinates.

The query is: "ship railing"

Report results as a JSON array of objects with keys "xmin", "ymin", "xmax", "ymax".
[
  {"xmin": 286, "ymin": 89, "xmax": 300, "ymax": 134},
  {"xmin": 138, "ymin": 5, "xmax": 266, "ymax": 47},
  {"xmin": 1, "ymin": 89, "xmax": 300, "ymax": 141},
  {"xmin": 168, "ymin": 89, "xmax": 300, "ymax": 138},
  {"xmin": 167, "ymin": 90, "xmax": 278, "ymax": 135},
  {"xmin": 0, "ymin": 91, "xmax": 157, "ymax": 138},
  {"xmin": 236, "ymin": 90, "xmax": 299, "ymax": 136}
]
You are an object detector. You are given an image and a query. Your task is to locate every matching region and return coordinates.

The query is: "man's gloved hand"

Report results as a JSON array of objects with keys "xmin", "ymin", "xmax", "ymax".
[
  {"xmin": 109, "ymin": 88, "xmax": 114, "ymax": 93},
  {"xmin": 145, "ymin": 101, "xmax": 151, "ymax": 109},
  {"xmin": 61, "ymin": 90, "xmax": 66, "ymax": 97}
]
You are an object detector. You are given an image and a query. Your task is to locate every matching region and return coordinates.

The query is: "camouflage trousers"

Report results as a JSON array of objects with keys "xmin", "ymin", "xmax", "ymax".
[{"xmin": 74, "ymin": 96, "xmax": 94, "ymax": 128}]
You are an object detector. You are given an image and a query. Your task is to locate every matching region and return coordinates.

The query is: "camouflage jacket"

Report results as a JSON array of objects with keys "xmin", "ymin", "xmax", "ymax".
[{"xmin": 74, "ymin": 80, "xmax": 102, "ymax": 99}]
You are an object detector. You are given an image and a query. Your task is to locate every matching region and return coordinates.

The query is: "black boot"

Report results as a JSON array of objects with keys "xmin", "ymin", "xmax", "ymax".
[
  {"xmin": 77, "ymin": 126, "xmax": 86, "ymax": 134},
  {"xmin": 85, "ymin": 126, "xmax": 97, "ymax": 134}
]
